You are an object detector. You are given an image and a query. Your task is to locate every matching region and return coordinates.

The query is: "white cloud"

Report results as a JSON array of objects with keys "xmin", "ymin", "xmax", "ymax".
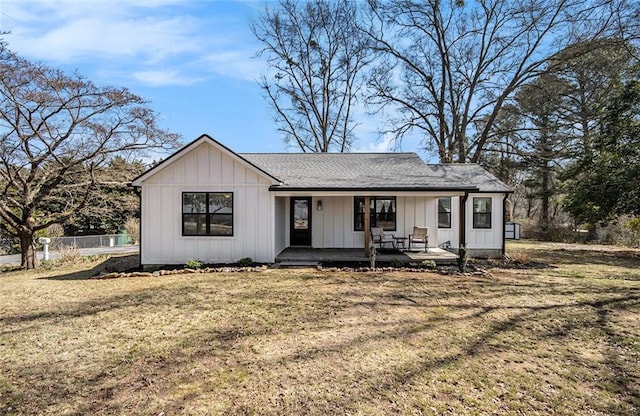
[
  {"xmin": 132, "ymin": 69, "xmax": 203, "ymax": 86},
  {"xmin": 353, "ymin": 132, "xmax": 396, "ymax": 153},
  {"xmin": 4, "ymin": 3, "xmax": 201, "ymax": 64},
  {"xmin": 1, "ymin": 0, "xmax": 261, "ymax": 84},
  {"xmin": 200, "ymin": 50, "xmax": 266, "ymax": 82}
]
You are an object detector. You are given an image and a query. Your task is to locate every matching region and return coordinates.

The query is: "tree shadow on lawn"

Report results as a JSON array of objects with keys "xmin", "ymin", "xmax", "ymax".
[
  {"xmin": 24, "ymin": 273, "xmax": 639, "ymax": 415},
  {"xmin": 521, "ymin": 247, "xmax": 640, "ymax": 268},
  {"xmin": 41, "ymin": 254, "xmax": 140, "ymax": 280},
  {"xmin": 5, "ymin": 269, "xmax": 639, "ymax": 415},
  {"xmin": 0, "ymin": 281, "xmax": 163, "ymax": 328}
]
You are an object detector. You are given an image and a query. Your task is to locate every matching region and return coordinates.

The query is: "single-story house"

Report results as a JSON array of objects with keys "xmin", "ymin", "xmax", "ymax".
[{"xmin": 131, "ymin": 134, "xmax": 512, "ymax": 265}]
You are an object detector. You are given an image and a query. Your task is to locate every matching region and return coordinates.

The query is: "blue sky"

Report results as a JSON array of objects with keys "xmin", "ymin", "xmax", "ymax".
[{"xmin": 0, "ymin": 0, "xmax": 421, "ymax": 155}]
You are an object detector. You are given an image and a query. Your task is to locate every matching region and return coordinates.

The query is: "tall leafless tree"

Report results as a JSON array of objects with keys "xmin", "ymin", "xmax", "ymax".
[
  {"xmin": 0, "ymin": 45, "xmax": 180, "ymax": 269},
  {"xmin": 252, "ymin": 0, "xmax": 371, "ymax": 152},
  {"xmin": 363, "ymin": 0, "xmax": 638, "ymax": 163}
]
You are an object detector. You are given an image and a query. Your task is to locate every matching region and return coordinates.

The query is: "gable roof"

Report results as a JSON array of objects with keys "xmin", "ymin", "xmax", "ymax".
[
  {"xmin": 241, "ymin": 153, "xmax": 512, "ymax": 193},
  {"xmin": 423, "ymin": 163, "xmax": 513, "ymax": 193},
  {"xmin": 131, "ymin": 134, "xmax": 511, "ymax": 193},
  {"xmin": 131, "ymin": 134, "xmax": 282, "ymax": 186}
]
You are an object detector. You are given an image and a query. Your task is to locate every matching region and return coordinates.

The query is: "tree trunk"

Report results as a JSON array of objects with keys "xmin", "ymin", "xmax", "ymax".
[
  {"xmin": 540, "ymin": 165, "xmax": 550, "ymax": 230},
  {"xmin": 19, "ymin": 231, "xmax": 37, "ymax": 270},
  {"xmin": 539, "ymin": 118, "xmax": 552, "ymax": 235},
  {"xmin": 504, "ymin": 197, "xmax": 514, "ymax": 223},
  {"xmin": 586, "ymin": 223, "xmax": 598, "ymax": 242}
]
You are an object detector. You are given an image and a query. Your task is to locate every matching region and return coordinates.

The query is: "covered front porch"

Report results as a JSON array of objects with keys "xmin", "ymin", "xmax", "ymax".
[
  {"xmin": 275, "ymin": 247, "xmax": 458, "ymax": 266},
  {"xmin": 273, "ymin": 192, "xmax": 465, "ymax": 257}
]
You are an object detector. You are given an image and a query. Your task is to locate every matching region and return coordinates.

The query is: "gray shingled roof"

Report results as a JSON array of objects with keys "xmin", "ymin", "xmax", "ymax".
[{"xmin": 240, "ymin": 152, "xmax": 511, "ymax": 192}]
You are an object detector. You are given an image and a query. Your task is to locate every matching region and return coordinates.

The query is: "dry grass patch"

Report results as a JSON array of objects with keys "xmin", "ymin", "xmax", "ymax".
[{"xmin": 1, "ymin": 245, "xmax": 639, "ymax": 415}]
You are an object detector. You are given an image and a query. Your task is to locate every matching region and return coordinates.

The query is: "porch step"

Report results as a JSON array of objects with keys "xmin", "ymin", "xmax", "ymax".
[{"xmin": 274, "ymin": 261, "xmax": 320, "ymax": 268}]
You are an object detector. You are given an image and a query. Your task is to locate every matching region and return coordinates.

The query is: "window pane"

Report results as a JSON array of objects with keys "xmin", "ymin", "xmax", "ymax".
[
  {"xmin": 183, "ymin": 193, "xmax": 207, "ymax": 213},
  {"xmin": 354, "ymin": 197, "xmax": 365, "ymax": 231},
  {"xmin": 209, "ymin": 193, "xmax": 233, "ymax": 236},
  {"xmin": 473, "ymin": 197, "xmax": 491, "ymax": 213},
  {"xmin": 376, "ymin": 198, "xmax": 396, "ymax": 231},
  {"xmin": 438, "ymin": 212, "xmax": 451, "ymax": 228},
  {"xmin": 293, "ymin": 200, "xmax": 309, "ymax": 230},
  {"xmin": 183, "ymin": 214, "xmax": 207, "ymax": 235},
  {"xmin": 438, "ymin": 198, "xmax": 451, "ymax": 213},
  {"xmin": 475, "ymin": 213, "xmax": 491, "ymax": 228},
  {"xmin": 210, "ymin": 214, "xmax": 233, "ymax": 236},
  {"xmin": 354, "ymin": 213, "xmax": 365, "ymax": 231},
  {"xmin": 209, "ymin": 193, "xmax": 233, "ymax": 214}
]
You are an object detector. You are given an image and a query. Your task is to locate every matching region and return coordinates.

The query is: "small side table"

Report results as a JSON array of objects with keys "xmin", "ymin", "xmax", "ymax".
[{"xmin": 393, "ymin": 237, "xmax": 408, "ymax": 251}]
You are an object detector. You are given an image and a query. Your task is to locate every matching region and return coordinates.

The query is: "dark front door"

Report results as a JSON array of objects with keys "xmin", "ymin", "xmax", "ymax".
[{"xmin": 290, "ymin": 197, "xmax": 312, "ymax": 246}]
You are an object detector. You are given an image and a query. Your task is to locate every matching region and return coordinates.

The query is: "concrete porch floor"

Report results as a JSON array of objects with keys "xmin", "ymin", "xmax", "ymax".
[{"xmin": 275, "ymin": 247, "xmax": 458, "ymax": 265}]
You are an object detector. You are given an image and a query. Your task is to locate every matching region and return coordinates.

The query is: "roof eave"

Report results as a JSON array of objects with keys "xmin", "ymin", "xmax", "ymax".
[
  {"xmin": 268, "ymin": 185, "xmax": 481, "ymax": 192},
  {"xmin": 131, "ymin": 134, "xmax": 283, "ymax": 186}
]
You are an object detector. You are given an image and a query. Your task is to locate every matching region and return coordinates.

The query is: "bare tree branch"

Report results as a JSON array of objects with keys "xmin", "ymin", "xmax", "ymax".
[
  {"xmin": 252, "ymin": 0, "xmax": 372, "ymax": 152},
  {"xmin": 363, "ymin": 0, "xmax": 638, "ymax": 162},
  {"xmin": 0, "ymin": 45, "xmax": 180, "ymax": 268}
]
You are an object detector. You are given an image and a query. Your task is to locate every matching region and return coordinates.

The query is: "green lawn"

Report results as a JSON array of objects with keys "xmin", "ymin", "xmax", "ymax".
[{"xmin": 1, "ymin": 241, "xmax": 638, "ymax": 415}]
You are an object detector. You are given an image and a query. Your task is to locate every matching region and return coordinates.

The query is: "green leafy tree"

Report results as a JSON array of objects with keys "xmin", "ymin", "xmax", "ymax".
[
  {"xmin": 550, "ymin": 39, "xmax": 638, "ymax": 161},
  {"xmin": 563, "ymin": 68, "xmax": 640, "ymax": 224},
  {"xmin": 62, "ymin": 157, "xmax": 145, "ymax": 235},
  {"xmin": 482, "ymin": 40, "xmax": 638, "ymax": 228},
  {"xmin": 0, "ymin": 45, "xmax": 180, "ymax": 269},
  {"xmin": 515, "ymin": 74, "xmax": 573, "ymax": 231}
]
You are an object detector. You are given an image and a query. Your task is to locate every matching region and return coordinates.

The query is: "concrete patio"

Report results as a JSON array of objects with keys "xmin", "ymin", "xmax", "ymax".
[{"xmin": 275, "ymin": 247, "xmax": 458, "ymax": 266}]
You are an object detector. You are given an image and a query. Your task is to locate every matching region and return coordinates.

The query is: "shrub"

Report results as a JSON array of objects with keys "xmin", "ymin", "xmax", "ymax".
[
  {"xmin": 124, "ymin": 217, "xmax": 140, "ymax": 245},
  {"xmin": 507, "ymin": 250, "xmax": 531, "ymax": 265},
  {"xmin": 58, "ymin": 244, "xmax": 81, "ymax": 265},
  {"xmin": 390, "ymin": 258, "xmax": 404, "ymax": 268},
  {"xmin": 626, "ymin": 218, "xmax": 640, "ymax": 247},
  {"xmin": 40, "ymin": 224, "xmax": 65, "ymax": 250},
  {"xmin": 237, "ymin": 257, "xmax": 253, "ymax": 267},
  {"xmin": 185, "ymin": 259, "xmax": 203, "ymax": 269},
  {"xmin": 39, "ymin": 259, "xmax": 57, "ymax": 270},
  {"xmin": 420, "ymin": 259, "xmax": 436, "ymax": 269},
  {"xmin": 596, "ymin": 219, "xmax": 640, "ymax": 247}
]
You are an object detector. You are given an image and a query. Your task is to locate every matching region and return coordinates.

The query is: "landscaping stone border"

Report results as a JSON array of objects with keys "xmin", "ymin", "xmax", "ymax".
[{"xmin": 94, "ymin": 264, "xmax": 491, "ymax": 279}]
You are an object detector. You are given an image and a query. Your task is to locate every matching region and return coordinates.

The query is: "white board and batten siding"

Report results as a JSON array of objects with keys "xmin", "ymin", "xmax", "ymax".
[
  {"xmin": 281, "ymin": 195, "xmax": 439, "ymax": 249},
  {"xmin": 279, "ymin": 194, "xmax": 505, "ymax": 251},
  {"xmin": 434, "ymin": 194, "xmax": 505, "ymax": 256},
  {"xmin": 437, "ymin": 196, "xmax": 460, "ymax": 249},
  {"xmin": 465, "ymin": 193, "xmax": 505, "ymax": 258},
  {"xmin": 140, "ymin": 142, "xmax": 275, "ymax": 265}
]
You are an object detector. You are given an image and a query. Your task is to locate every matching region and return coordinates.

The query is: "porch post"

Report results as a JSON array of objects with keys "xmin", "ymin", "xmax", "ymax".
[
  {"xmin": 364, "ymin": 196, "xmax": 371, "ymax": 256},
  {"xmin": 459, "ymin": 192, "xmax": 469, "ymax": 249}
]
